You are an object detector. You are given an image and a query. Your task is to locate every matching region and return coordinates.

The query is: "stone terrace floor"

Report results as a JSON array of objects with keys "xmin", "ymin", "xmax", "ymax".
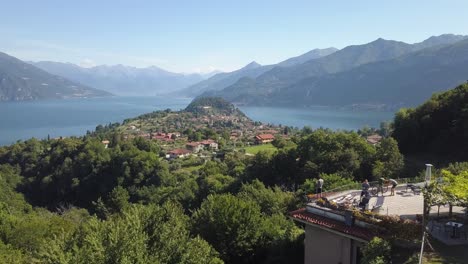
[
  {"xmin": 368, "ymin": 188, "xmax": 423, "ymax": 219},
  {"xmin": 314, "ymin": 184, "xmax": 465, "ymax": 220}
]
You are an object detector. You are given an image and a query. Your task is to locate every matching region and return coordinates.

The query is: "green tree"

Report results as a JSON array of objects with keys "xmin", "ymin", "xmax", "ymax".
[
  {"xmin": 372, "ymin": 137, "xmax": 404, "ymax": 180},
  {"xmin": 198, "ymin": 174, "xmax": 235, "ymax": 198},
  {"xmin": 192, "ymin": 194, "xmax": 263, "ymax": 262},
  {"xmin": 361, "ymin": 237, "xmax": 391, "ymax": 264},
  {"xmin": 237, "ymin": 179, "xmax": 295, "ymax": 215}
]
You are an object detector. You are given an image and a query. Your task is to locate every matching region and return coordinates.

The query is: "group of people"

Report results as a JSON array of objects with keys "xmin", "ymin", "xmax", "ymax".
[
  {"xmin": 361, "ymin": 178, "xmax": 399, "ymax": 197},
  {"xmin": 314, "ymin": 176, "xmax": 399, "ymax": 202},
  {"xmin": 359, "ymin": 178, "xmax": 398, "ymax": 210}
]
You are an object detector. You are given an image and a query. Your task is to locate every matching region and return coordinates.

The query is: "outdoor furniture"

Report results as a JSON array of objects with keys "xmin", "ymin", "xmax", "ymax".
[{"xmin": 445, "ymin": 221, "xmax": 464, "ymax": 238}]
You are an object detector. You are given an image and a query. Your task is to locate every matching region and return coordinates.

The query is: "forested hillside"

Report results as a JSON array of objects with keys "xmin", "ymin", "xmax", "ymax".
[
  {"xmin": 0, "ymin": 120, "xmax": 405, "ymax": 263},
  {"xmin": 185, "ymin": 97, "xmax": 243, "ymax": 116},
  {"xmin": 393, "ymin": 82, "xmax": 468, "ymax": 161}
]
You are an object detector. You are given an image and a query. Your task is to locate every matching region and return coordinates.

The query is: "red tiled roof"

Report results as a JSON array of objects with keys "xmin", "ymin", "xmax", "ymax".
[
  {"xmin": 255, "ymin": 134, "xmax": 275, "ymax": 140},
  {"xmin": 169, "ymin": 149, "xmax": 191, "ymax": 155},
  {"xmin": 289, "ymin": 208, "xmax": 375, "ymax": 241},
  {"xmin": 199, "ymin": 139, "xmax": 216, "ymax": 145}
]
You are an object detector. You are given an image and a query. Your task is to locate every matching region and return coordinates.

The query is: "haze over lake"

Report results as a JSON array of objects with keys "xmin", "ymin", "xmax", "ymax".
[{"xmin": 0, "ymin": 97, "xmax": 394, "ymax": 146}]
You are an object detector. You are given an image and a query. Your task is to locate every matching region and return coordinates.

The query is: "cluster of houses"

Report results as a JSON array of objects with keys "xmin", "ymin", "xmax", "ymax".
[
  {"xmin": 123, "ymin": 131, "xmax": 183, "ymax": 143},
  {"xmin": 167, "ymin": 139, "xmax": 219, "ymax": 159},
  {"xmin": 152, "ymin": 132, "xmax": 181, "ymax": 142}
]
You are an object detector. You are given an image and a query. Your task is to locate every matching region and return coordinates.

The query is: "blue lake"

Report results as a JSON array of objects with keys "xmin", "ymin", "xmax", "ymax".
[{"xmin": 0, "ymin": 97, "xmax": 395, "ymax": 146}]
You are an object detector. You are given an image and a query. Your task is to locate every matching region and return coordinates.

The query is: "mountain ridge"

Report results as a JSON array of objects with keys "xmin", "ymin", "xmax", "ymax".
[
  {"xmin": 203, "ymin": 34, "xmax": 468, "ymax": 108},
  {"xmin": 0, "ymin": 52, "xmax": 111, "ymax": 101},
  {"xmin": 32, "ymin": 61, "xmax": 211, "ymax": 96},
  {"xmin": 180, "ymin": 47, "xmax": 338, "ymax": 97}
]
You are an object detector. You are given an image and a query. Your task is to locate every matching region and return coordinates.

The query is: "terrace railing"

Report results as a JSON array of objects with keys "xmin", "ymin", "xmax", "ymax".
[{"xmin": 306, "ymin": 176, "xmax": 426, "ymax": 203}]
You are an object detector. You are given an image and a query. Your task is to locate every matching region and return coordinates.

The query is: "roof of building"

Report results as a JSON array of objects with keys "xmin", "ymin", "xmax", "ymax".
[
  {"xmin": 366, "ymin": 134, "xmax": 383, "ymax": 144},
  {"xmin": 255, "ymin": 134, "xmax": 275, "ymax": 140},
  {"xmin": 186, "ymin": 142, "xmax": 201, "ymax": 147},
  {"xmin": 199, "ymin": 139, "xmax": 216, "ymax": 145},
  {"xmin": 101, "ymin": 140, "xmax": 110, "ymax": 144},
  {"xmin": 290, "ymin": 208, "xmax": 376, "ymax": 241},
  {"xmin": 169, "ymin": 149, "xmax": 191, "ymax": 155}
]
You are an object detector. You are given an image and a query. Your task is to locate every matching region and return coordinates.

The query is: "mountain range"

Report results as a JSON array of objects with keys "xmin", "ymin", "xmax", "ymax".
[
  {"xmin": 200, "ymin": 34, "xmax": 468, "ymax": 108},
  {"xmin": 0, "ymin": 52, "xmax": 111, "ymax": 101},
  {"xmin": 2, "ymin": 33, "xmax": 468, "ymax": 105},
  {"xmin": 179, "ymin": 47, "xmax": 338, "ymax": 97},
  {"xmin": 31, "ymin": 62, "xmax": 212, "ymax": 96}
]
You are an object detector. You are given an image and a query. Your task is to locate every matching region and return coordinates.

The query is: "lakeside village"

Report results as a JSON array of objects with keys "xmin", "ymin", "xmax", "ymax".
[
  {"xmin": 96, "ymin": 97, "xmax": 385, "ymax": 162},
  {"xmin": 117, "ymin": 118, "xmax": 279, "ymax": 160}
]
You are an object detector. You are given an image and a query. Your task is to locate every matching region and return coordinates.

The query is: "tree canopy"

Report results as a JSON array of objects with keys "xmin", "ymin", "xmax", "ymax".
[{"xmin": 393, "ymin": 83, "xmax": 468, "ymax": 160}]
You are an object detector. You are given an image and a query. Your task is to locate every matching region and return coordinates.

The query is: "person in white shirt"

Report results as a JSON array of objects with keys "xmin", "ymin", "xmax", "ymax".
[
  {"xmin": 389, "ymin": 179, "xmax": 398, "ymax": 196},
  {"xmin": 316, "ymin": 177, "xmax": 324, "ymax": 198}
]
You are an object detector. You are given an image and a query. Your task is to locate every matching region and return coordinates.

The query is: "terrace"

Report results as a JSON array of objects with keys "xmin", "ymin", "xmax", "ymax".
[
  {"xmin": 307, "ymin": 182, "xmax": 425, "ymax": 219},
  {"xmin": 297, "ymin": 178, "xmax": 468, "ymax": 245}
]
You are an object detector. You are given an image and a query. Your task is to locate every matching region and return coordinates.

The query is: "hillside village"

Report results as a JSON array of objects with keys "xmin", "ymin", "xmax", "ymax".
[
  {"xmin": 110, "ymin": 97, "xmax": 288, "ymax": 159},
  {"xmin": 96, "ymin": 97, "xmax": 385, "ymax": 161}
]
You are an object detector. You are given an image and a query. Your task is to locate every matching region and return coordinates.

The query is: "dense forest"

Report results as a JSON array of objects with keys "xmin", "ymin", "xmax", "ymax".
[
  {"xmin": 393, "ymin": 82, "xmax": 468, "ymax": 161},
  {"xmin": 0, "ymin": 126, "xmax": 404, "ymax": 263}
]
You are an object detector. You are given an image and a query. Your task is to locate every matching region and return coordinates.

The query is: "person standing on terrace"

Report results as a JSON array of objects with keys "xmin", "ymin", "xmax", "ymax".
[
  {"xmin": 316, "ymin": 176, "xmax": 324, "ymax": 198},
  {"xmin": 389, "ymin": 178, "xmax": 398, "ymax": 196},
  {"xmin": 361, "ymin": 179, "xmax": 370, "ymax": 197}
]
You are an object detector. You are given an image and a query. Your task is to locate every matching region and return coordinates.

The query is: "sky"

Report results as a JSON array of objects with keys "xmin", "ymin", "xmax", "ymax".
[{"xmin": 1, "ymin": 0, "xmax": 468, "ymax": 73}]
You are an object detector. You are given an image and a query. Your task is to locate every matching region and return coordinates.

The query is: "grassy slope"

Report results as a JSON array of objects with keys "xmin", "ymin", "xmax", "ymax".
[{"xmin": 244, "ymin": 144, "xmax": 277, "ymax": 155}]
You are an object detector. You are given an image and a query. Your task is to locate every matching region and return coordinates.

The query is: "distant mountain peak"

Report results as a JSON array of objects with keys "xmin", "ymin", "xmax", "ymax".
[
  {"xmin": 242, "ymin": 61, "xmax": 262, "ymax": 70},
  {"xmin": 415, "ymin": 34, "xmax": 468, "ymax": 49},
  {"xmin": 31, "ymin": 61, "xmax": 205, "ymax": 96},
  {"xmin": 369, "ymin": 37, "xmax": 396, "ymax": 45},
  {"xmin": 277, "ymin": 47, "xmax": 338, "ymax": 67}
]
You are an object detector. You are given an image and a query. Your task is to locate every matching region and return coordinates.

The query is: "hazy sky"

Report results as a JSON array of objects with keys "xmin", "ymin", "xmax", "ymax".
[{"xmin": 1, "ymin": 0, "xmax": 468, "ymax": 73}]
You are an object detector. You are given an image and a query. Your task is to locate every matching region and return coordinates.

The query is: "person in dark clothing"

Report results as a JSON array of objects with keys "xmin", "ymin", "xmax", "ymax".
[
  {"xmin": 359, "ymin": 191, "xmax": 371, "ymax": 211},
  {"xmin": 389, "ymin": 179, "xmax": 398, "ymax": 196},
  {"xmin": 361, "ymin": 179, "xmax": 370, "ymax": 197}
]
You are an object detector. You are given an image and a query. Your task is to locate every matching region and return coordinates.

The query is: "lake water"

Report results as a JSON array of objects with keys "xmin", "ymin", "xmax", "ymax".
[{"xmin": 0, "ymin": 97, "xmax": 395, "ymax": 146}]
